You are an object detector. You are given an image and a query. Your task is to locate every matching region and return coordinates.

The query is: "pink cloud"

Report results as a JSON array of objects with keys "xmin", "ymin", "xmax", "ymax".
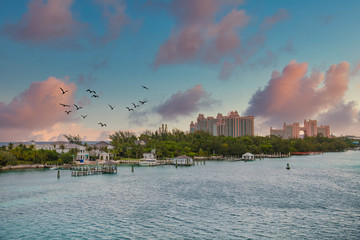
[
  {"xmin": 0, "ymin": 77, "xmax": 77, "ymax": 134},
  {"xmin": 153, "ymin": 0, "xmax": 248, "ymax": 68},
  {"xmin": 155, "ymin": 84, "xmax": 219, "ymax": 120},
  {"xmin": 245, "ymin": 61, "xmax": 351, "ymax": 126},
  {"xmin": 3, "ymin": 0, "xmax": 84, "ymax": 43},
  {"xmin": 317, "ymin": 101, "xmax": 360, "ymax": 135}
]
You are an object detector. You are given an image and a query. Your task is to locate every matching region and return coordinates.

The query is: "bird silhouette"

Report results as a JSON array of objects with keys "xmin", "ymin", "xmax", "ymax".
[
  {"xmin": 98, "ymin": 123, "xmax": 107, "ymax": 127},
  {"xmin": 139, "ymin": 100, "xmax": 148, "ymax": 105},
  {"xmin": 65, "ymin": 111, "xmax": 71, "ymax": 114},
  {"xmin": 132, "ymin": 103, "xmax": 139, "ymax": 108},
  {"xmin": 141, "ymin": 85, "xmax": 149, "ymax": 90},
  {"xmin": 108, "ymin": 104, "xmax": 115, "ymax": 110},
  {"xmin": 126, "ymin": 107, "xmax": 134, "ymax": 111},
  {"xmin": 86, "ymin": 89, "xmax": 91, "ymax": 93},
  {"xmin": 59, "ymin": 103, "xmax": 71, "ymax": 107},
  {"xmin": 91, "ymin": 95, "xmax": 99, "ymax": 98},
  {"xmin": 59, "ymin": 87, "xmax": 68, "ymax": 94},
  {"xmin": 74, "ymin": 104, "xmax": 82, "ymax": 110},
  {"xmin": 91, "ymin": 90, "xmax": 96, "ymax": 94},
  {"xmin": 81, "ymin": 115, "xmax": 88, "ymax": 119}
]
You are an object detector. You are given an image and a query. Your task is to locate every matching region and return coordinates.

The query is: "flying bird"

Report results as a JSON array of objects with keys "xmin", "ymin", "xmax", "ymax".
[
  {"xmin": 141, "ymin": 85, "xmax": 149, "ymax": 90},
  {"xmin": 81, "ymin": 115, "xmax": 88, "ymax": 119},
  {"xmin": 86, "ymin": 89, "xmax": 96, "ymax": 94},
  {"xmin": 98, "ymin": 123, "xmax": 107, "ymax": 127},
  {"xmin": 108, "ymin": 104, "xmax": 115, "ymax": 110},
  {"xmin": 65, "ymin": 111, "xmax": 72, "ymax": 114},
  {"xmin": 74, "ymin": 104, "xmax": 82, "ymax": 110},
  {"xmin": 132, "ymin": 103, "xmax": 139, "ymax": 108},
  {"xmin": 91, "ymin": 95, "xmax": 99, "ymax": 98},
  {"xmin": 126, "ymin": 107, "xmax": 134, "ymax": 111},
  {"xmin": 59, "ymin": 87, "xmax": 68, "ymax": 94},
  {"xmin": 139, "ymin": 100, "xmax": 148, "ymax": 105},
  {"xmin": 59, "ymin": 103, "xmax": 71, "ymax": 107}
]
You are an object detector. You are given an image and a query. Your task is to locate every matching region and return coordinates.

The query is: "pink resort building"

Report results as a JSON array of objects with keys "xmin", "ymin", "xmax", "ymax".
[
  {"xmin": 190, "ymin": 111, "xmax": 254, "ymax": 137},
  {"xmin": 270, "ymin": 119, "xmax": 330, "ymax": 139}
]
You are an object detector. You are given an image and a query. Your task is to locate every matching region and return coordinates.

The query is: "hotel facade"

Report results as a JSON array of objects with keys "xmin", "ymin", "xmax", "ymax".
[
  {"xmin": 190, "ymin": 111, "xmax": 254, "ymax": 137},
  {"xmin": 270, "ymin": 119, "xmax": 330, "ymax": 139}
]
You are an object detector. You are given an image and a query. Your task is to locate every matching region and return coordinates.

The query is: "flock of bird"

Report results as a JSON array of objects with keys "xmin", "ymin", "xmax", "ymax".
[{"xmin": 58, "ymin": 85, "xmax": 150, "ymax": 127}]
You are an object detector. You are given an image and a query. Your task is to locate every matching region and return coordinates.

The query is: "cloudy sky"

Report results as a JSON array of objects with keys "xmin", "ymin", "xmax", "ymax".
[{"xmin": 0, "ymin": 0, "xmax": 359, "ymax": 142}]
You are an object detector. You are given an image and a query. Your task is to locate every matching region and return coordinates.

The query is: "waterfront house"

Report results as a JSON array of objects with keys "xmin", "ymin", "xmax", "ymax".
[
  {"xmin": 89, "ymin": 141, "xmax": 114, "ymax": 161},
  {"xmin": 35, "ymin": 143, "xmax": 55, "ymax": 151},
  {"xmin": 242, "ymin": 152, "xmax": 255, "ymax": 160},
  {"xmin": 172, "ymin": 155, "xmax": 193, "ymax": 166}
]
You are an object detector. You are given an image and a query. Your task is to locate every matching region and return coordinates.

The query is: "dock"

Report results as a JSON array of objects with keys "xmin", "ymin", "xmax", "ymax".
[{"xmin": 71, "ymin": 161, "xmax": 117, "ymax": 176}]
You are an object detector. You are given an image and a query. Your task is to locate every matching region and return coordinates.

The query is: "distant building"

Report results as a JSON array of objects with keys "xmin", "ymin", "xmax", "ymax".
[
  {"xmin": 270, "ymin": 119, "xmax": 330, "ymax": 139},
  {"xmin": 190, "ymin": 111, "xmax": 254, "ymax": 137}
]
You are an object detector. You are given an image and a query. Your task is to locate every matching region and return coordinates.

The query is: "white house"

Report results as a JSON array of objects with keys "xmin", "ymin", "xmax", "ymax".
[
  {"xmin": 35, "ymin": 143, "xmax": 55, "ymax": 151},
  {"xmin": 172, "ymin": 155, "xmax": 193, "ymax": 166},
  {"xmin": 89, "ymin": 141, "xmax": 114, "ymax": 161},
  {"xmin": 53, "ymin": 143, "xmax": 89, "ymax": 161},
  {"xmin": 242, "ymin": 152, "xmax": 255, "ymax": 160}
]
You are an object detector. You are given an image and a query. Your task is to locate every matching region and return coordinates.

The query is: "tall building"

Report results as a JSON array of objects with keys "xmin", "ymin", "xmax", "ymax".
[
  {"xmin": 190, "ymin": 111, "xmax": 254, "ymax": 137},
  {"xmin": 317, "ymin": 125, "xmax": 330, "ymax": 137},
  {"xmin": 270, "ymin": 119, "xmax": 330, "ymax": 138},
  {"xmin": 303, "ymin": 119, "xmax": 317, "ymax": 137},
  {"xmin": 270, "ymin": 123, "xmax": 299, "ymax": 139}
]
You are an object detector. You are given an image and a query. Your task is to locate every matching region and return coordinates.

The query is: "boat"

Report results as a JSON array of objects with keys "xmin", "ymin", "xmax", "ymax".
[{"xmin": 139, "ymin": 151, "xmax": 158, "ymax": 166}]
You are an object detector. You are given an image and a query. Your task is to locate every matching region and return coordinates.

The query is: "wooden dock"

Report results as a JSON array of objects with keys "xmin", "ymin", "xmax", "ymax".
[{"xmin": 71, "ymin": 166, "xmax": 117, "ymax": 177}]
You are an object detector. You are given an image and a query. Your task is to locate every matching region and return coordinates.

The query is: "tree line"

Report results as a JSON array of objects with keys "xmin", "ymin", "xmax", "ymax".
[
  {"xmin": 0, "ymin": 130, "xmax": 355, "ymax": 166},
  {"xmin": 109, "ymin": 129, "xmax": 355, "ymax": 159}
]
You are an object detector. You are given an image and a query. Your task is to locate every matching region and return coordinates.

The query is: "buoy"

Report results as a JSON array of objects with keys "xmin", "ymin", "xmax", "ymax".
[{"xmin": 286, "ymin": 163, "xmax": 290, "ymax": 170}]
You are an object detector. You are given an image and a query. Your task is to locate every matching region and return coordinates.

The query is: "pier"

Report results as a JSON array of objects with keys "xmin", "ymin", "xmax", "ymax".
[{"xmin": 71, "ymin": 161, "xmax": 117, "ymax": 176}]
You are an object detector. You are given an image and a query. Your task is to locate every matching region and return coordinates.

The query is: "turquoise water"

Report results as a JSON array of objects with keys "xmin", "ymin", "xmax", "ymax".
[{"xmin": 1, "ymin": 151, "xmax": 359, "ymax": 239}]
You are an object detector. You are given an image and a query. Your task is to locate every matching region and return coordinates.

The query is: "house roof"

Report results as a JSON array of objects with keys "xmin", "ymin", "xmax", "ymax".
[
  {"xmin": 242, "ymin": 152, "xmax": 254, "ymax": 156},
  {"xmin": 64, "ymin": 143, "xmax": 84, "ymax": 149},
  {"xmin": 92, "ymin": 141, "xmax": 112, "ymax": 148}
]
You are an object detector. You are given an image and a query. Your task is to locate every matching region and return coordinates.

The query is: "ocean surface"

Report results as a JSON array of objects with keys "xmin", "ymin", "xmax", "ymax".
[{"xmin": 1, "ymin": 151, "xmax": 359, "ymax": 239}]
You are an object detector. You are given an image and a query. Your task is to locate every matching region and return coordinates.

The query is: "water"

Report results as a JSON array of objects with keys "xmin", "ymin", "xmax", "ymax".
[{"xmin": 1, "ymin": 151, "xmax": 359, "ymax": 239}]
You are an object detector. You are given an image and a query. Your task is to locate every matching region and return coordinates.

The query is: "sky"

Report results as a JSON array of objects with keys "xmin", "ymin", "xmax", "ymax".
[{"xmin": 0, "ymin": 0, "xmax": 359, "ymax": 142}]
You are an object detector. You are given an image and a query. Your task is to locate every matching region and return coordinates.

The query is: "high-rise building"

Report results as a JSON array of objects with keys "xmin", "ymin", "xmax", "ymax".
[
  {"xmin": 270, "ymin": 123, "xmax": 299, "ymax": 139},
  {"xmin": 190, "ymin": 111, "xmax": 254, "ymax": 137},
  {"xmin": 303, "ymin": 119, "xmax": 317, "ymax": 137},
  {"xmin": 270, "ymin": 119, "xmax": 330, "ymax": 138},
  {"xmin": 317, "ymin": 125, "xmax": 330, "ymax": 137}
]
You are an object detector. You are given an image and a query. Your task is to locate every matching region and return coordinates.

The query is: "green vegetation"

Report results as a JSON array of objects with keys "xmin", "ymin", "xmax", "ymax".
[
  {"xmin": 0, "ymin": 130, "xmax": 355, "ymax": 166},
  {"xmin": 109, "ymin": 129, "xmax": 355, "ymax": 159},
  {"xmin": 0, "ymin": 144, "xmax": 74, "ymax": 166}
]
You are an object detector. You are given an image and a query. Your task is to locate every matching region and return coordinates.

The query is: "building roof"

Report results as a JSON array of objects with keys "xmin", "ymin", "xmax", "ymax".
[
  {"xmin": 64, "ymin": 143, "xmax": 84, "ymax": 149},
  {"xmin": 242, "ymin": 152, "xmax": 254, "ymax": 156},
  {"xmin": 92, "ymin": 141, "xmax": 112, "ymax": 148}
]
